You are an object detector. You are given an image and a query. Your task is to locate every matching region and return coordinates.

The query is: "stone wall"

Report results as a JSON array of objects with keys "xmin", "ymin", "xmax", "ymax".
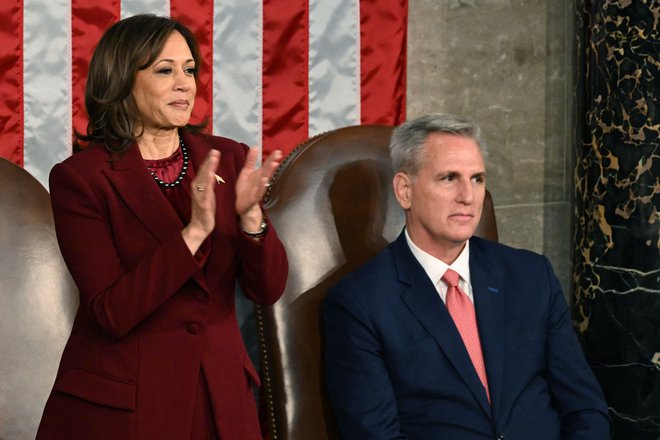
[{"xmin": 407, "ymin": 0, "xmax": 576, "ymax": 296}]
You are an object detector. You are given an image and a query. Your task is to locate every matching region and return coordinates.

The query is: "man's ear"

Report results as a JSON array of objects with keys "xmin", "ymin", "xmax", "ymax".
[{"xmin": 393, "ymin": 172, "xmax": 412, "ymax": 210}]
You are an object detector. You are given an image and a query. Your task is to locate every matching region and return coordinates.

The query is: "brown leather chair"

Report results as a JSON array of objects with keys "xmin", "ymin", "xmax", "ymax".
[
  {"xmin": 257, "ymin": 125, "xmax": 498, "ymax": 440},
  {"xmin": 0, "ymin": 158, "xmax": 78, "ymax": 440}
]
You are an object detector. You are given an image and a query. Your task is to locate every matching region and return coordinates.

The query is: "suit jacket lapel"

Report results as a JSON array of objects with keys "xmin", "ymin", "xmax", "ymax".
[
  {"xmin": 102, "ymin": 132, "xmax": 236, "ymax": 239},
  {"xmin": 182, "ymin": 132, "xmax": 238, "ymax": 281},
  {"xmin": 470, "ymin": 238, "xmax": 505, "ymax": 418},
  {"xmin": 183, "ymin": 131, "xmax": 236, "ymax": 233},
  {"xmin": 102, "ymin": 135, "xmax": 233, "ymax": 293},
  {"xmin": 103, "ymin": 144, "xmax": 183, "ymax": 244},
  {"xmin": 393, "ymin": 233, "xmax": 492, "ymax": 417}
]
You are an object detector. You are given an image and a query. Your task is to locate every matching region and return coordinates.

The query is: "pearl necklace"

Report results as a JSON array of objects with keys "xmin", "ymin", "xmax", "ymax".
[{"xmin": 148, "ymin": 136, "xmax": 189, "ymax": 188}]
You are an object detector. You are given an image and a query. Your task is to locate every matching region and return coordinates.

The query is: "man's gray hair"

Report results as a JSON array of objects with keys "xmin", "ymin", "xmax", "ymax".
[{"xmin": 389, "ymin": 113, "xmax": 487, "ymax": 176}]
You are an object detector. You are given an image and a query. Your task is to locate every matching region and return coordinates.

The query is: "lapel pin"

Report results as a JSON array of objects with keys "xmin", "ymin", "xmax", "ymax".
[
  {"xmin": 214, "ymin": 173, "xmax": 225, "ymax": 184},
  {"xmin": 487, "ymin": 287, "xmax": 500, "ymax": 293}
]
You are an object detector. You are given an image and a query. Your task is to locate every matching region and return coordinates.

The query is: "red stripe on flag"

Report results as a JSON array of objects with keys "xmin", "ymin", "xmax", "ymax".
[
  {"xmin": 360, "ymin": 0, "xmax": 407, "ymax": 125},
  {"xmin": 171, "ymin": 0, "xmax": 214, "ymax": 131},
  {"xmin": 0, "ymin": 0, "xmax": 24, "ymax": 165},
  {"xmin": 262, "ymin": 0, "xmax": 309, "ymax": 157},
  {"xmin": 71, "ymin": 1, "xmax": 120, "ymax": 141}
]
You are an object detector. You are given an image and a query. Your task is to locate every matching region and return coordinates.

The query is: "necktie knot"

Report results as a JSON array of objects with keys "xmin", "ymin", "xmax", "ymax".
[{"xmin": 441, "ymin": 268, "xmax": 460, "ymax": 288}]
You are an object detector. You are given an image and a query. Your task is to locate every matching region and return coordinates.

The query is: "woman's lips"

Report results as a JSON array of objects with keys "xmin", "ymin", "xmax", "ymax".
[{"xmin": 169, "ymin": 99, "xmax": 189, "ymax": 109}]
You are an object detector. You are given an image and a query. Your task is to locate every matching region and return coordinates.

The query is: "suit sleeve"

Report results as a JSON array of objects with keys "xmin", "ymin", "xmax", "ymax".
[
  {"xmin": 49, "ymin": 162, "xmax": 203, "ymax": 339},
  {"xmin": 323, "ymin": 284, "xmax": 409, "ymax": 440},
  {"xmin": 229, "ymin": 143, "xmax": 288, "ymax": 305},
  {"xmin": 234, "ymin": 219, "xmax": 288, "ymax": 305},
  {"xmin": 541, "ymin": 256, "xmax": 611, "ymax": 439}
]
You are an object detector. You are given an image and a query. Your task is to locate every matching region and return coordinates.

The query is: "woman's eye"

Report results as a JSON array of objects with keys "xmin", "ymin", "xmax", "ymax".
[
  {"xmin": 156, "ymin": 68, "xmax": 172, "ymax": 75},
  {"xmin": 185, "ymin": 67, "xmax": 196, "ymax": 75}
]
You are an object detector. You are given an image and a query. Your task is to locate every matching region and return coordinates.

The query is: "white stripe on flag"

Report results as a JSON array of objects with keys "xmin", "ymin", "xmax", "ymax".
[
  {"xmin": 121, "ymin": 0, "xmax": 170, "ymax": 19},
  {"xmin": 308, "ymin": 0, "xmax": 360, "ymax": 137},
  {"xmin": 213, "ymin": 0, "xmax": 263, "ymax": 159},
  {"xmin": 12, "ymin": 0, "xmax": 405, "ymax": 188},
  {"xmin": 23, "ymin": 0, "xmax": 72, "ymax": 189}
]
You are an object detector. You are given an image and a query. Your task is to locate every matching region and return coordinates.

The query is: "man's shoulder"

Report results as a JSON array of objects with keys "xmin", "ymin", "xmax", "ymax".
[
  {"xmin": 470, "ymin": 236, "xmax": 547, "ymax": 263},
  {"xmin": 329, "ymin": 240, "xmax": 402, "ymax": 299},
  {"xmin": 347, "ymin": 242, "xmax": 397, "ymax": 277},
  {"xmin": 469, "ymin": 236, "xmax": 557, "ymax": 287}
]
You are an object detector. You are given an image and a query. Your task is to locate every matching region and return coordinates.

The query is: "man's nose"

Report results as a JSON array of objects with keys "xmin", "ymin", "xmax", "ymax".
[{"xmin": 456, "ymin": 180, "xmax": 474, "ymax": 204}]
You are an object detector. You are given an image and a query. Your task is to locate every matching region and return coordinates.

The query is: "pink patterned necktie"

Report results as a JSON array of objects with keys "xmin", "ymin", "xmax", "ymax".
[{"xmin": 442, "ymin": 268, "xmax": 490, "ymax": 402}]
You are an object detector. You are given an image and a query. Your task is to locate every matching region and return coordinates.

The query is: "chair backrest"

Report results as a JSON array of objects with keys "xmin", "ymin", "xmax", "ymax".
[
  {"xmin": 257, "ymin": 125, "xmax": 497, "ymax": 440},
  {"xmin": 0, "ymin": 158, "xmax": 78, "ymax": 440}
]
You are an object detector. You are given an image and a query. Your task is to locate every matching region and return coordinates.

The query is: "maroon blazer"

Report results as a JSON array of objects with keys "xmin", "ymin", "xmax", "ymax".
[{"xmin": 37, "ymin": 130, "xmax": 288, "ymax": 440}]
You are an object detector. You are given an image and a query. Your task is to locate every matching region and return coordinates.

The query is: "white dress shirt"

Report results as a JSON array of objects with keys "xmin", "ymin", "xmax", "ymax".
[{"xmin": 404, "ymin": 229, "xmax": 474, "ymax": 304}]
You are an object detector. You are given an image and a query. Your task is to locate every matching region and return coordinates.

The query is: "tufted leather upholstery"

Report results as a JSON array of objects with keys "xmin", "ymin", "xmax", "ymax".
[
  {"xmin": 0, "ymin": 158, "xmax": 78, "ymax": 440},
  {"xmin": 257, "ymin": 125, "xmax": 498, "ymax": 440}
]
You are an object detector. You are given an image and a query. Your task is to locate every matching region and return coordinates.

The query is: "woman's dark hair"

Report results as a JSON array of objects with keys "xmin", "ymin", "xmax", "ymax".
[{"xmin": 75, "ymin": 14, "xmax": 204, "ymax": 153}]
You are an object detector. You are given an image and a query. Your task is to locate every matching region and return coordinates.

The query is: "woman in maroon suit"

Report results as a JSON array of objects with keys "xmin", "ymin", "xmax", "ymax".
[{"xmin": 37, "ymin": 14, "xmax": 287, "ymax": 440}]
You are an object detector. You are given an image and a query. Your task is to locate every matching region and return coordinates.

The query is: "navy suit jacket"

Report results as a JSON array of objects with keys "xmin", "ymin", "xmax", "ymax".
[{"xmin": 324, "ymin": 232, "xmax": 609, "ymax": 439}]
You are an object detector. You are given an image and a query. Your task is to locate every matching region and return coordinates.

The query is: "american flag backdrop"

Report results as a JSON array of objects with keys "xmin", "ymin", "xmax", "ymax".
[{"xmin": 0, "ymin": 0, "xmax": 408, "ymax": 189}]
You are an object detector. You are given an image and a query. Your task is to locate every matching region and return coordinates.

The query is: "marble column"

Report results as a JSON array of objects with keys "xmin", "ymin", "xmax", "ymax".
[{"xmin": 574, "ymin": 1, "xmax": 660, "ymax": 438}]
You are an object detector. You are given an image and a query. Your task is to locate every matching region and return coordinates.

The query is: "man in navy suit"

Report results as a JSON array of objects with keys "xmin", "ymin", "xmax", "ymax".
[{"xmin": 323, "ymin": 114, "xmax": 610, "ymax": 439}]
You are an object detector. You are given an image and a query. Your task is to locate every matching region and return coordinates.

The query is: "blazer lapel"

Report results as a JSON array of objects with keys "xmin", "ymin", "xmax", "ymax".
[
  {"xmin": 182, "ymin": 132, "xmax": 238, "ymax": 279},
  {"xmin": 470, "ymin": 238, "xmax": 505, "ymax": 418},
  {"xmin": 393, "ymin": 233, "xmax": 492, "ymax": 417},
  {"xmin": 103, "ymin": 137, "xmax": 228, "ymax": 294},
  {"xmin": 183, "ymin": 132, "xmax": 236, "ymax": 233},
  {"xmin": 103, "ymin": 144, "xmax": 183, "ymax": 244}
]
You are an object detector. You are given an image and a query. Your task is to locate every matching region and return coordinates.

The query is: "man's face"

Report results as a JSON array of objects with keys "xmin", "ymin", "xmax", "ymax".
[{"xmin": 393, "ymin": 133, "xmax": 486, "ymax": 262}]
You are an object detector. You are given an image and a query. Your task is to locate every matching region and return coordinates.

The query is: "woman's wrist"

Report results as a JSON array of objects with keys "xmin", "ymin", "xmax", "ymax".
[
  {"xmin": 239, "ymin": 205, "xmax": 263, "ymax": 231},
  {"xmin": 242, "ymin": 218, "xmax": 268, "ymax": 240},
  {"xmin": 240, "ymin": 205, "xmax": 267, "ymax": 239},
  {"xmin": 182, "ymin": 223, "xmax": 208, "ymax": 254}
]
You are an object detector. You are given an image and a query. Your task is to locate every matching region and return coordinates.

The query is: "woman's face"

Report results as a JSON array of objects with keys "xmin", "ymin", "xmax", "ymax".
[{"xmin": 132, "ymin": 31, "xmax": 197, "ymax": 132}]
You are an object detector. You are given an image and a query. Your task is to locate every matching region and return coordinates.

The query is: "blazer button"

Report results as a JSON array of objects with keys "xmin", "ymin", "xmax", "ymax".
[{"xmin": 186, "ymin": 323, "xmax": 200, "ymax": 335}]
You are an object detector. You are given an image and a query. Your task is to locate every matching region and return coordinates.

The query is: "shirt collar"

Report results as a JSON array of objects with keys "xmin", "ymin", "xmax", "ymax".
[{"xmin": 404, "ymin": 229, "xmax": 472, "ymax": 296}]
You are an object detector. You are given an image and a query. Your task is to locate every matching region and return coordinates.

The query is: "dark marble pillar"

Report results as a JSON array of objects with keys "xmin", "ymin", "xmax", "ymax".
[{"xmin": 574, "ymin": 1, "xmax": 660, "ymax": 439}]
